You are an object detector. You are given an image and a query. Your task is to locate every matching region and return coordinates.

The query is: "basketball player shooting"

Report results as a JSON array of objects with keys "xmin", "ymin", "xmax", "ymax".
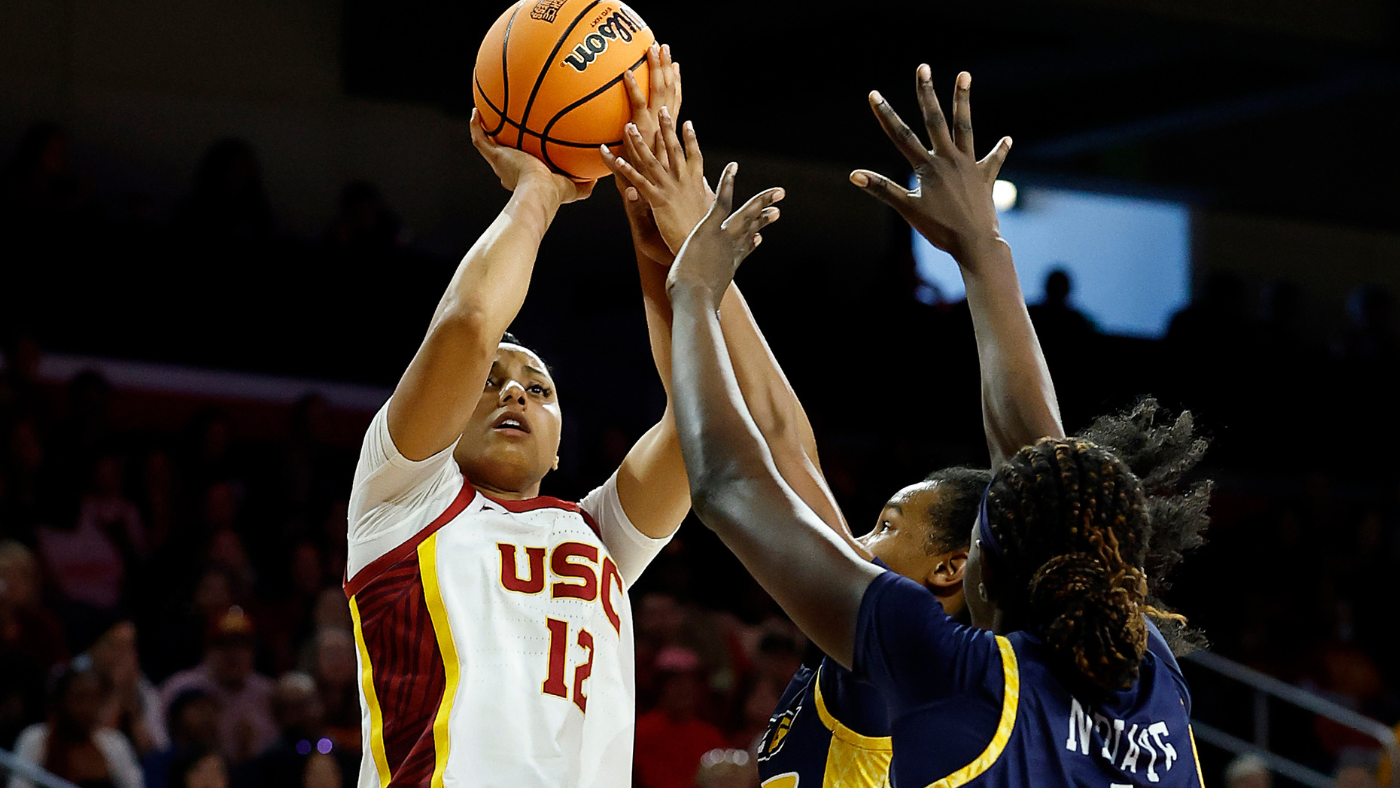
[{"xmin": 342, "ymin": 43, "xmax": 784, "ymax": 788}]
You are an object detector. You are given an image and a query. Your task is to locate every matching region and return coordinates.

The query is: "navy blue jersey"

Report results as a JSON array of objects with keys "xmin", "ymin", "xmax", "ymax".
[
  {"xmin": 756, "ymin": 659, "xmax": 892, "ymax": 788},
  {"xmin": 854, "ymin": 571, "xmax": 1205, "ymax": 788}
]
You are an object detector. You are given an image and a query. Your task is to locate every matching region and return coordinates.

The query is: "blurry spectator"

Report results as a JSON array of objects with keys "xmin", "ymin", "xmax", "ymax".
[
  {"xmin": 8, "ymin": 664, "xmax": 143, "ymax": 788},
  {"xmin": 326, "ymin": 181, "xmax": 404, "ymax": 256},
  {"xmin": 135, "ymin": 448, "xmax": 179, "ymax": 560},
  {"xmin": 150, "ymin": 567, "xmax": 240, "ymax": 681},
  {"xmin": 36, "ymin": 459, "xmax": 133, "ymax": 624},
  {"xmin": 4, "ymin": 415, "xmax": 58, "ymax": 543},
  {"xmin": 1335, "ymin": 286, "xmax": 1400, "ymax": 366},
  {"xmin": 58, "ymin": 371, "xmax": 114, "ymax": 471},
  {"xmin": 695, "ymin": 749, "xmax": 760, "ymax": 788},
  {"xmin": 301, "ymin": 752, "xmax": 342, "ymax": 788},
  {"xmin": 160, "ymin": 608, "xmax": 277, "ymax": 765},
  {"xmin": 234, "ymin": 671, "xmax": 351, "ymax": 788},
  {"xmin": 729, "ymin": 678, "xmax": 781, "ymax": 751},
  {"xmin": 142, "ymin": 689, "xmax": 220, "ymax": 788},
  {"xmin": 304, "ymin": 629, "xmax": 359, "ymax": 752},
  {"xmin": 0, "ymin": 122, "xmax": 93, "ymax": 221},
  {"xmin": 634, "ymin": 646, "xmax": 727, "ymax": 788},
  {"xmin": 0, "ymin": 540, "xmax": 68, "ymax": 670},
  {"xmin": 167, "ymin": 750, "xmax": 227, "ymax": 788},
  {"xmin": 1334, "ymin": 749, "xmax": 1382, "ymax": 788},
  {"xmin": 1223, "ymin": 753, "xmax": 1271, "ymax": 788},
  {"xmin": 1168, "ymin": 271, "xmax": 1251, "ymax": 349},
  {"xmin": 0, "ymin": 332, "xmax": 45, "ymax": 421},
  {"xmin": 1027, "ymin": 268, "xmax": 1096, "ymax": 342},
  {"xmin": 173, "ymin": 139, "xmax": 273, "ymax": 245},
  {"xmin": 78, "ymin": 618, "xmax": 167, "ymax": 756}
]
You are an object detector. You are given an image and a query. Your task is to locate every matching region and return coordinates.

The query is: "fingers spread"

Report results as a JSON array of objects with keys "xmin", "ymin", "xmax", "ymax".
[
  {"xmin": 732, "ymin": 187, "xmax": 785, "ymax": 233},
  {"xmin": 980, "ymin": 136, "xmax": 1012, "ymax": 181},
  {"xmin": 951, "ymin": 71, "xmax": 974, "ymax": 156},
  {"xmin": 849, "ymin": 169, "xmax": 912, "ymax": 210},
  {"xmin": 602, "ymin": 146, "xmax": 660, "ymax": 202},
  {"xmin": 914, "ymin": 64, "xmax": 953, "ymax": 155},
  {"xmin": 869, "ymin": 91, "xmax": 930, "ymax": 169}
]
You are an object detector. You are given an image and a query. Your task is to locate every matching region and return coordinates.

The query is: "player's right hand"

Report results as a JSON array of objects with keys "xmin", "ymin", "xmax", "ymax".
[
  {"xmin": 665, "ymin": 162, "xmax": 782, "ymax": 308},
  {"xmin": 602, "ymin": 109, "xmax": 714, "ymax": 257},
  {"xmin": 849, "ymin": 67, "xmax": 1012, "ymax": 266},
  {"xmin": 470, "ymin": 108, "xmax": 595, "ymax": 204}
]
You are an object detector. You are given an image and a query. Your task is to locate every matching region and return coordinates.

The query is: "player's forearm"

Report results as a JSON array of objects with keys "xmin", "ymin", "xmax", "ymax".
[
  {"xmin": 717, "ymin": 287, "xmax": 853, "ymax": 540},
  {"xmin": 432, "ymin": 179, "xmax": 562, "ymax": 330},
  {"xmin": 635, "ymin": 246, "xmax": 677, "ymax": 392},
  {"xmin": 669, "ymin": 282, "xmax": 875, "ymax": 667},
  {"xmin": 957, "ymin": 238, "xmax": 1064, "ymax": 467}
]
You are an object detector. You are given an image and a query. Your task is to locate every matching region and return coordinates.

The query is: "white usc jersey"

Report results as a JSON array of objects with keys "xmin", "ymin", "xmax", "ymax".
[{"xmin": 345, "ymin": 404, "xmax": 672, "ymax": 788}]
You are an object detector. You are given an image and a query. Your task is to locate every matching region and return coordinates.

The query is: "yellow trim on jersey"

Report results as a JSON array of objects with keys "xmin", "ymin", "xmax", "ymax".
[
  {"xmin": 813, "ymin": 665, "xmax": 892, "ymax": 788},
  {"xmin": 349, "ymin": 596, "xmax": 392, "ymax": 787},
  {"xmin": 420, "ymin": 533, "xmax": 463, "ymax": 788},
  {"xmin": 814, "ymin": 665, "xmax": 894, "ymax": 751},
  {"xmin": 1188, "ymin": 725, "xmax": 1206, "ymax": 787},
  {"xmin": 761, "ymin": 774, "xmax": 800, "ymax": 788},
  {"xmin": 927, "ymin": 635, "xmax": 1020, "ymax": 788}
]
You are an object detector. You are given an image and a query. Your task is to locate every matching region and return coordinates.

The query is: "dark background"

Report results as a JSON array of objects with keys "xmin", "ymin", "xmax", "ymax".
[{"xmin": 3, "ymin": 1, "xmax": 1400, "ymax": 787}]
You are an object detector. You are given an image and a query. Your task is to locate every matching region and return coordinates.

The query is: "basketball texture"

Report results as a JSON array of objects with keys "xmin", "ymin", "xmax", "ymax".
[{"xmin": 474, "ymin": 0, "xmax": 655, "ymax": 181}]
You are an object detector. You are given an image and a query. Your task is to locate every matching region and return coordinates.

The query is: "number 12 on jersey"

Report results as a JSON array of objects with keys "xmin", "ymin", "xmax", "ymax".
[{"xmin": 543, "ymin": 618, "xmax": 595, "ymax": 712}]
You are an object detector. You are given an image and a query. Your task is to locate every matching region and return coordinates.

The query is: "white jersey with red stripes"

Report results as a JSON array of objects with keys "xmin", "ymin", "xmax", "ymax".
[{"xmin": 345, "ymin": 403, "xmax": 671, "ymax": 788}]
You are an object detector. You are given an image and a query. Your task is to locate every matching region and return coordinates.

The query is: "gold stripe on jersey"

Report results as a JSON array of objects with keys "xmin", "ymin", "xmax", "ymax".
[
  {"xmin": 928, "ymin": 635, "xmax": 1020, "ymax": 788},
  {"xmin": 420, "ymin": 532, "xmax": 462, "ymax": 788},
  {"xmin": 813, "ymin": 665, "xmax": 892, "ymax": 788},
  {"xmin": 349, "ymin": 596, "xmax": 392, "ymax": 787},
  {"xmin": 1188, "ymin": 725, "xmax": 1206, "ymax": 786}
]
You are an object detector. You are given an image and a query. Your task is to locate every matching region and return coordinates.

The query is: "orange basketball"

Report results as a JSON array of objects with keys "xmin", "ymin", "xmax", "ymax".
[{"xmin": 474, "ymin": 0, "xmax": 655, "ymax": 181}]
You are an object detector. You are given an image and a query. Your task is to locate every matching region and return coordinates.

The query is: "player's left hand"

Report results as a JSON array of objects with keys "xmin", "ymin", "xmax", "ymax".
[
  {"xmin": 850, "ymin": 67, "xmax": 1011, "ymax": 265},
  {"xmin": 665, "ymin": 162, "xmax": 782, "ymax": 309},
  {"xmin": 603, "ymin": 109, "xmax": 715, "ymax": 258}
]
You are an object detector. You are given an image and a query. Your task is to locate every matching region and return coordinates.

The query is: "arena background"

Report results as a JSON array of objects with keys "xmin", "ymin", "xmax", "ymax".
[{"xmin": 3, "ymin": 1, "xmax": 1400, "ymax": 787}]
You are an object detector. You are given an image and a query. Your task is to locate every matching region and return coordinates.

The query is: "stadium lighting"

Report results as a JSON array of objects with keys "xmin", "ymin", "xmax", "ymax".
[{"xmin": 993, "ymin": 179, "xmax": 1018, "ymax": 212}]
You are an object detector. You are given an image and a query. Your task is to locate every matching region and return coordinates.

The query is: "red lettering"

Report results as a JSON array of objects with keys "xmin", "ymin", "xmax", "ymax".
[
  {"xmin": 543, "ymin": 618, "xmax": 569, "ymax": 698},
  {"xmin": 573, "ymin": 629, "xmax": 594, "ymax": 713},
  {"xmin": 499, "ymin": 544, "xmax": 546, "ymax": 594},
  {"xmin": 551, "ymin": 542, "xmax": 599, "ymax": 601},
  {"xmin": 600, "ymin": 557, "xmax": 623, "ymax": 635}
]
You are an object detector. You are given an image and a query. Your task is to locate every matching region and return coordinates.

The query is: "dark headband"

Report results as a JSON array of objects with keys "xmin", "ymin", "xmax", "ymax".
[{"xmin": 976, "ymin": 484, "xmax": 1004, "ymax": 560}]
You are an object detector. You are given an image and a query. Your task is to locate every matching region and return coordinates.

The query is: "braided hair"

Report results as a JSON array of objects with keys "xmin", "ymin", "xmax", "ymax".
[{"xmin": 983, "ymin": 401, "xmax": 1206, "ymax": 695}]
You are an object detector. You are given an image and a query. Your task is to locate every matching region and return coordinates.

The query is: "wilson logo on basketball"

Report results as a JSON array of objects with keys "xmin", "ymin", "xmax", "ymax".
[{"xmin": 562, "ymin": 8, "xmax": 646, "ymax": 72}]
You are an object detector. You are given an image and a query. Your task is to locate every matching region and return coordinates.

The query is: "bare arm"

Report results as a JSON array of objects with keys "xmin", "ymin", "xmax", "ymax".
[
  {"xmin": 851, "ymin": 67, "xmax": 1063, "ymax": 467},
  {"xmin": 387, "ymin": 111, "xmax": 592, "ymax": 461},
  {"xmin": 666, "ymin": 166, "xmax": 879, "ymax": 667},
  {"xmin": 605, "ymin": 49, "xmax": 850, "ymax": 540},
  {"xmin": 606, "ymin": 110, "xmax": 858, "ymax": 550}
]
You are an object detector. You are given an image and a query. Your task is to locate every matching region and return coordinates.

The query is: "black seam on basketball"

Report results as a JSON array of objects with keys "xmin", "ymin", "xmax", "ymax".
[
  {"xmin": 516, "ymin": 0, "xmax": 602, "ymax": 148},
  {"xmin": 476, "ymin": 73, "xmax": 624, "ymax": 147},
  {"xmin": 488, "ymin": 2, "xmax": 522, "ymax": 137},
  {"xmin": 539, "ymin": 52, "xmax": 647, "ymax": 175}
]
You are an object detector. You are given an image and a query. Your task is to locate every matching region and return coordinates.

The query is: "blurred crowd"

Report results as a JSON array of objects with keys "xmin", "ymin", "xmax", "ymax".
[{"xmin": 6, "ymin": 122, "xmax": 1400, "ymax": 788}]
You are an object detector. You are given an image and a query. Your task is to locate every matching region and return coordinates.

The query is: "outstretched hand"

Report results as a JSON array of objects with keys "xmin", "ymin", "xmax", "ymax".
[
  {"xmin": 665, "ymin": 163, "xmax": 783, "ymax": 309},
  {"xmin": 850, "ymin": 67, "xmax": 1011, "ymax": 265},
  {"xmin": 470, "ymin": 108, "xmax": 595, "ymax": 204},
  {"xmin": 603, "ymin": 108, "xmax": 713, "ymax": 257}
]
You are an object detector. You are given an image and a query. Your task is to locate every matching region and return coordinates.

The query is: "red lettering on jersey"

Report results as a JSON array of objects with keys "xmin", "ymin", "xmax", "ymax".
[
  {"xmin": 600, "ymin": 557, "xmax": 623, "ymax": 635},
  {"xmin": 573, "ymin": 629, "xmax": 594, "ymax": 713},
  {"xmin": 551, "ymin": 542, "xmax": 599, "ymax": 601},
  {"xmin": 498, "ymin": 544, "xmax": 546, "ymax": 594}
]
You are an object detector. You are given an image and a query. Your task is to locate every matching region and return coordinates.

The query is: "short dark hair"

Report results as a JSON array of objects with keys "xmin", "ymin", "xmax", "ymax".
[
  {"xmin": 921, "ymin": 467, "xmax": 992, "ymax": 555},
  {"xmin": 499, "ymin": 331, "xmax": 554, "ymax": 378}
]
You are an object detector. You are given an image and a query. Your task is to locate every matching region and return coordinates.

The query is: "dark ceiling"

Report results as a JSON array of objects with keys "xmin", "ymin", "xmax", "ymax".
[{"xmin": 345, "ymin": 0, "xmax": 1400, "ymax": 229}]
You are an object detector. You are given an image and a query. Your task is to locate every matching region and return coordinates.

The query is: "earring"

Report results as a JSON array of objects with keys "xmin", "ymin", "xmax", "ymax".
[{"xmin": 978, "ymin": 583, "xmax": 989, "ymax": 603}]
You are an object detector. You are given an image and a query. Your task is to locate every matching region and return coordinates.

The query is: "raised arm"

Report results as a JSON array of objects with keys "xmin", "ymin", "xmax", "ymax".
[
  {"xmin": 606, "ymin": 108, "xmax": 857, "ymax": 548},
  {"xmin": 666, "ymin": 165, "xmax": 880, "ymax": 668},
  {"xmin": 386, "ymin": 111, "xmax": 592, "ymax": 461},
  {"xmin": 602, "ymin": 48, "xmax": 851, "ymax": 542},
  {"xmin": 851, "ymin": 67, "xmax": 1064, "ymax": 467}
]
